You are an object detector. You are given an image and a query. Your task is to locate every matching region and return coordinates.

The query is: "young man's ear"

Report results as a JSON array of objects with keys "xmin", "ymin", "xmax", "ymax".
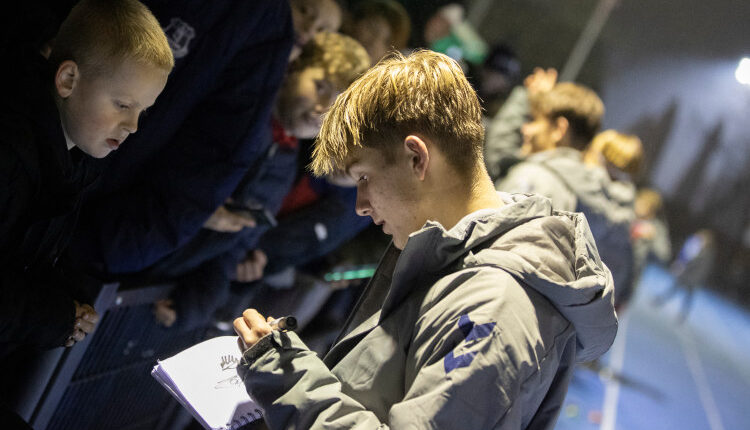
[
  {"xmin": 404, "ymin": 135, "xmax": 429, "ymax": 180},
  {"xmin": 55, "ymin": 60, "xmax": 79, "ymax": 99}
]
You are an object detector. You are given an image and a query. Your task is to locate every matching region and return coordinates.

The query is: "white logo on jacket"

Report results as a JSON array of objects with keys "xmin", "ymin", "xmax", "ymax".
[{"xmin": 163, "ymin": 18, "xmax": 195, "ymax": 59}]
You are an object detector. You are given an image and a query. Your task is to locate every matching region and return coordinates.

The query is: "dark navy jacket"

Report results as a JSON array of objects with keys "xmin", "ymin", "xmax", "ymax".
[{"xmin": 70, "ymin": 0, "xmax": 294, "ymax": 275}]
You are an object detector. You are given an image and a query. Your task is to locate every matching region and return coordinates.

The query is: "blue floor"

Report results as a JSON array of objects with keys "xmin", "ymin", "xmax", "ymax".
[{"xmin": 555, "ymin": 263, "xmax": 750, "ymax": 430}]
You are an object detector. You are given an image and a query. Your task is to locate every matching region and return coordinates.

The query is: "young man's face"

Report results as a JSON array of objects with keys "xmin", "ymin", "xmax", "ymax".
[
  {"xmin": 347, "ymin": 146, "xmax": 422, "ymax": 250},
  {"xmin": 289, "ymin": 0, "xmax": 342, "ymax": 61},
  {"xmin": 520, "ymin": 112, "xmax": 561, "ymax": 155},
  {"xmin": 59, "ymin": 61, "xmax": 168, "ymax": 158},
  {"xmin": 276, "ymin": 66, "xmax": 338, "ymax": 139}
]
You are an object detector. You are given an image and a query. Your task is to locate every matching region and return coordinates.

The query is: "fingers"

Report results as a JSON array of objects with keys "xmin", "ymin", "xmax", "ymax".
[
  {"xmin": 236, "ymin": 251, "xmax": 267, "ymax": 283},
  {"xmin": 233, "ymin": 309, "xmax": 272, "ymax": 349}
]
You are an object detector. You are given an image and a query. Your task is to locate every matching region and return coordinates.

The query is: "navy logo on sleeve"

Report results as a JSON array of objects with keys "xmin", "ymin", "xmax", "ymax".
[{"xmin": 444, "ymin": 314, "xmax": 496, "ymax": 373}]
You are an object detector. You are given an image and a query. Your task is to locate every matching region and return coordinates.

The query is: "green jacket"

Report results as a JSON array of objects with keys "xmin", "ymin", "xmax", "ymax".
[{"xmin": 239, "ymin": 193, "xmax": 617, "ymax": 429}]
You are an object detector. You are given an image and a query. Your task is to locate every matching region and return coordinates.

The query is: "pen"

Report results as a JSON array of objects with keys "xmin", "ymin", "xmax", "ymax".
[{"xmin": 268, "ymin": 316, "xmax": 297, "ymax": 331}]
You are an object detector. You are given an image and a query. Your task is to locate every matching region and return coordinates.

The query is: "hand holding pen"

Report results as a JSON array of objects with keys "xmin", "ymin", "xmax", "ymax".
[{"xmin": 233, "ymin": 309, "xmax": 296, "ymax": 351}]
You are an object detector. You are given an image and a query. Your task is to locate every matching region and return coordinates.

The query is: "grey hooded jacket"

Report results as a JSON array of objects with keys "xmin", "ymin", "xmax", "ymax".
[
  {"xmin": 496, "ymin": 148, "xmax": 636, "ymax": 306},
  {"xmin": 239, "ymin": 193, "xmax": 617, "ymax": 429}
]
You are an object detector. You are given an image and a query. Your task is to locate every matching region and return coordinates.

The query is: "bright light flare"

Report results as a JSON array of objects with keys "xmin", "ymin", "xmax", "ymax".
[{"xmin": 735, "ymin": 58, "xmax": 750, "ymax": 85}]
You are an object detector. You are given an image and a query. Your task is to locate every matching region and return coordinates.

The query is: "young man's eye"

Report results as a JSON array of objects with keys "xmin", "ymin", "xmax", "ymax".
[{"xmin": 115, "ymin": 101, "xmax": 130, "ymax": 110}]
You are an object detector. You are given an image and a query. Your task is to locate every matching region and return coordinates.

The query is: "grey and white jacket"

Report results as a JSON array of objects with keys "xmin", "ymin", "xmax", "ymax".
[{"xmin": 239, "ymin": 192, "xmax": 617, "ymax": 429}]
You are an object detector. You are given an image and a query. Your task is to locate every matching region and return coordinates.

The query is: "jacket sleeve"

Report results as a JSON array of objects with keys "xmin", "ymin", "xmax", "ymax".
[
  {"xmin": 0, "ymin": 141, "xmax": 76, "ymax": 348},
  {"xmin": 70, "ymin": 2, "xmax": 294, "ymax": 275},
  {"xmin": 239, "ymin": 331, "xmax": 387, "ymax": 429},
  {"xmin": 484, "ymin": 86, "xmax": 530, "ymax": 181},
  {"xmin": 240, "ymin": 269, "xmax": 569, "ymax": 429}
]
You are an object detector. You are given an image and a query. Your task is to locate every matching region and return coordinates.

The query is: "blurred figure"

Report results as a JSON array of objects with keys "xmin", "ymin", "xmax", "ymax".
[
  {"xmin": 150, "ymin": 33, "xmax": 370, "ymax": 331},
  {"xmin": 423, "ymin": 3, "xmax": 487, "ymax": 70},
  {"xmin": 289, "ymin": 0, "xmax": 343, "ymax": 61},
  {"xmin": 474, "ymin": 43, "xmax": 522, "ymax": 120},
  {"xmin": 585, "ymin": 129, "xmax": 644, "ymax": 310},
  {"xmin": 341, "ymin": 0, "xmax": 411, "ymax": 65},
  {"xmin": 493, "ymin": 68, "xmax": 636, "ymax": 308},
  {"xmin": 653, "ymin": 229, "xmax": 716, "ymax": 324}
]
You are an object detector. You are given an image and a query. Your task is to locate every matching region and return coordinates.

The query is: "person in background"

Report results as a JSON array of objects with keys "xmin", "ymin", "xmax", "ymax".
[
  {"xmin": 289, "ymin": 0, "xmax": 343, "ymax": 61},
  {"xmin": 151, "ymin": 33, "xmax": 370, "ymax": 331},
  {"xmin": 584, "ymin": 129, "xmax": 642, "ymax": 310},
  {"xmin": 233, "ymin": 50, "xmax": 616, "ymax": 429},
  {"xmin": 1, "ymin": 0, "xmax": 172, "ymax": 424},
  {"xmin": 653, "ymin": 228, "xmax": 716, "ymax": 323},
  {"xmin": 492, "ymin": 68, "xmax": 635, "ymax": 311},
  {"xmin": 341, "ymin": 0, "xmax": 411, "ymax": 65}
]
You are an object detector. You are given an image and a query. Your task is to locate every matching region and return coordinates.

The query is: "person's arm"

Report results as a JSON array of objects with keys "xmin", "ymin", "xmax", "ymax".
[
  {"xmin": 484, "ymin": 86, "xmax": 530, "ymax": 180},
  {"xmin": 235, "ymin": 269, "xmax": 565, "ymax": 429}
]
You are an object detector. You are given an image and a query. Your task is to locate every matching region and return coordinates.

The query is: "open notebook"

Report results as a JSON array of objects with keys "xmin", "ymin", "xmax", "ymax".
[{"xmin": 151, "ymin": 335, "xmax": 263, "ymax": 430}]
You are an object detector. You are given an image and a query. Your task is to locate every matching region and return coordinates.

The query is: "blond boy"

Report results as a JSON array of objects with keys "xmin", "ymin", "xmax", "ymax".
[
  {"xmin": 1, "ymin": 0, "xmax": 172, "ymax": 355},
  {"xmin": 234, "ymin": 51, "xmax": 616, "ymax": 429}
]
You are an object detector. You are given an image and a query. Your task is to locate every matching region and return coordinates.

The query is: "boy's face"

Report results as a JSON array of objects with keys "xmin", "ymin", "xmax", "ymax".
[
  {"xmin": 521, "ymin": 112, "xmax": 561, "ymax": 155},
  {"xmin": 289, "ymin": 0, "xmax": 342, "ymax": 61},
  {"xmin": 276, "ymin": 66, "xmax": 338, "ymax": 139},
  {"xmin": 58, "ymin": 61, "xmax": 169, "ymax": 158},
  {"xmin": 346, "ymin": 146, "xmax": 422, "ymax": 250},
  {"xmin": 350, "ymin": 15, "xmax": 392, "ymax": 65}
]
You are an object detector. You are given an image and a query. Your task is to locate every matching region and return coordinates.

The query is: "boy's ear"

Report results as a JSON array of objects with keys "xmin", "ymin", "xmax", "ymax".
[
  {"xmin": 404, "ymin": 135, "xmax": 429, "ymax": 181},
  {"xmin": 553, "ymin": 116, "xmax": 569, "ymax": 144},
  {"xmin": 55, "ymin": 60, "xmax": 79, "ymax": 99}
]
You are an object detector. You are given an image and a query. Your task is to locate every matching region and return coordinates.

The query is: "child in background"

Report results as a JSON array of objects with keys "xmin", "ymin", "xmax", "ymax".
[
  {"xmin": 152, "ymin": 32, "xmax": 370, "ymax": 330},
  {"xmin": 341, "ymin": 0, "xmax": 411, "ymax": 65},
  {"xmin": 289, "ymin": 0, "xmax": 344, "ymax": 61}
]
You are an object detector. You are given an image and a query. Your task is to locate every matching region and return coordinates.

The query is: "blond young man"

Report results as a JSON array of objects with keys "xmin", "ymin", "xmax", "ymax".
[
  {"xmin": 234, "ymin": 51, "xmax": 616, "ymax": 429},
  {"xmin": 1, "ymin": 0, "xmax": 172, "ymax": 351}
]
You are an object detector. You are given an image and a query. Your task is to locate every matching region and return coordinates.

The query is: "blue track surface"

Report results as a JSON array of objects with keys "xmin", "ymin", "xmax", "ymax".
[{"xmin": 555, "ymin": 263, "xmax": 750, "ymax": 430}]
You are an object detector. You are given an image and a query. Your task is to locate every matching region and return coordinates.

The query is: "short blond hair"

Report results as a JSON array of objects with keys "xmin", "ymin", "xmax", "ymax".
[
  {"xmin": 311, "ymin": 50, "xmax": 484, "ymax": 176},
  {"xmin": 290, "ymin": 32, "xmax": 370, "ymax": 92},
  {"xmin": 591, "ymin": 129, "xmax": 643, "ymax": 176},
  {"xmin": 531, "ymin": 82, "xmax": 604, "ymax": 150},
  {"xmin": 50, "ymin": 0, "xmax": 174, "ymax": 75}
]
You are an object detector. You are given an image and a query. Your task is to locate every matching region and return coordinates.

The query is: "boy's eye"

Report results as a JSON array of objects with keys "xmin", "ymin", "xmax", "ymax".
[{"xmin": 115, "ymin": 101, "xmax": 130, "ymax": 110}]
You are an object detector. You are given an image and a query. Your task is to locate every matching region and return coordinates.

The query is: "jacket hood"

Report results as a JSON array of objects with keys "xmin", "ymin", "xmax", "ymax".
[{"xmin": 388, "ymin": 192, "xmax": 617, "ymax": 362}]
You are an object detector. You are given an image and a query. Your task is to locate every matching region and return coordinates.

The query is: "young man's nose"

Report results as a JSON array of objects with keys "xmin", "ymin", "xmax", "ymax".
[{"xmin": 354, "ymin": 192, "xmax": 371, "ymax": 217}]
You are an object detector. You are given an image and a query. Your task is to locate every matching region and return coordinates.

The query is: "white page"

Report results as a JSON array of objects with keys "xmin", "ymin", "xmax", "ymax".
[{"xmin": 152, "ymin": 335, "xmax": 262, "ymax": 430}]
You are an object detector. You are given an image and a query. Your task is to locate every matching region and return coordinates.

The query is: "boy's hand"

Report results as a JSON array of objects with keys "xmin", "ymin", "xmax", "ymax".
[
  {"xmin": 524, "ymin": 67, "xmax": 557, "ymax": 96},
  {"xmin": 65, "ymin": 301, "xmax": 99, "ymax": 347},
  {"xmin": 236, "ymin": 250, "xmax": 268, "ymax": 283},
  {"xmin": 203, "ymin": 205, "xmax": 256, "ymax": 232},
  {"xmin": 233, "ymin": 309, "xmax": 275, "ymax": 350},
  {"xmin": 153, "ymin": 299, "xmax": 177, "ymax": 327}
]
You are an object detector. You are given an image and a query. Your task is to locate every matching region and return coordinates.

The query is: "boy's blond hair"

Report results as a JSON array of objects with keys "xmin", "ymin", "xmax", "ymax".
[
  {"xmin": 290, "ymin": 32, "xmax": 370, "ymax": 92},
  {"xmin": 311, "ymin": 50, "xmax": 484, "ymax": 176},
  {"xmin": 591, "ymin": 129, "xmax": 643, "ymax": 176},
  {"xmin": 50, "ymin": 0, "xmax": 174, "ymax": 75},
  {"xmin": 531, "ymin": 82, "xmax": 604, "ymax": 150}
]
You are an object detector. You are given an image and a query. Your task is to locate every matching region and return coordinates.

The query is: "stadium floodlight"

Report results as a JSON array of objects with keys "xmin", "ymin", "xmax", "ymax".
[{"xmin": 735, "ymin": 57, "xmax": 750, "ymax": 85}]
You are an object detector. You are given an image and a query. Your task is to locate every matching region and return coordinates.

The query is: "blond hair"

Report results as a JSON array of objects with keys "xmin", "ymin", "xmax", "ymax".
[
  {"xmin": 591, "ymin": 129, "xmax": 643, "ymax": 176},
  {"xmin": 531, "ymin": 82, "xmax": 604, "ymax": 150},
  {"xmin": 50, "ymin": 0, "xmax": 174, "ymax": 75},
  {"xmin": 291, "ymin": 32, "xmax": 370, "ymax": 92},
  {"xmin": 311, "ymin": 50, "xmax": 484, "ymax": 176}
]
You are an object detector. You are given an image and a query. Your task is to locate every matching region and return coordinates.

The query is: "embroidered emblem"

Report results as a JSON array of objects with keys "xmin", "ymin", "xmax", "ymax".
[
  {"xmin": 163, "ymin": 18, "xmax": 195, "ymax": 59},
  {"xmin": 443, "ymin": 314, "xmax": 496, "ymax": 373}
]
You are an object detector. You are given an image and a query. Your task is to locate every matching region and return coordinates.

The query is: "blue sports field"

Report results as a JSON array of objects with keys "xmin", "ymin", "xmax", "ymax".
[{"xmin": 555, "ymin": 264, "xmax": 750, "ymax": 430}]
